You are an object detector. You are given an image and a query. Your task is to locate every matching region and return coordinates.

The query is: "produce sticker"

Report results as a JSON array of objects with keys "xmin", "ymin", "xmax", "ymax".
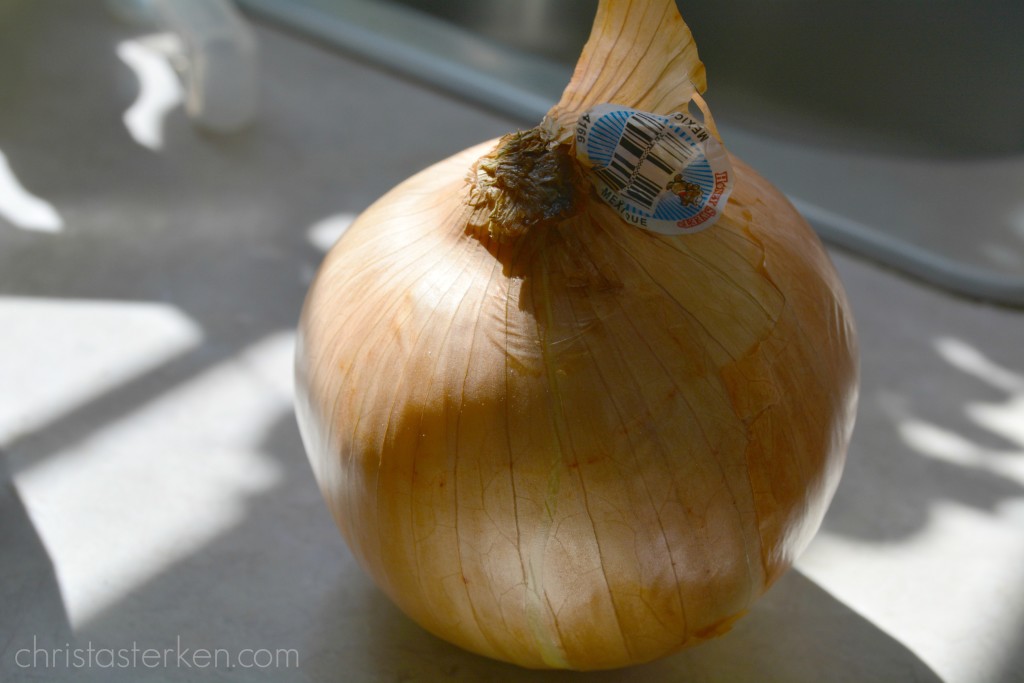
[{"xmin": 575, "ymin": 103, "xmax": 734, "ymax": 235}]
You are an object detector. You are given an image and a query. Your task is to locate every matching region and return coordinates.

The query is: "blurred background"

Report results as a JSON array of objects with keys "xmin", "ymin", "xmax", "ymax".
[{"xmin": 1, "ymin": 1, "xmax": 1022, "ymax": 681}]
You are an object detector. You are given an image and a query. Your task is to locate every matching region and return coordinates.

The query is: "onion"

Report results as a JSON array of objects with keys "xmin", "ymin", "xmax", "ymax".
[{"xmin": 296, "ymin": 0, "xmax": 858, "ymax": 671}]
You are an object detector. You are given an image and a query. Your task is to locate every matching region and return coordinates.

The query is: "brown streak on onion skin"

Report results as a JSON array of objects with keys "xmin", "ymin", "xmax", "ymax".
[{"xmin": 295, "ymin": 139, "xmax": 858, "ymax": 670}]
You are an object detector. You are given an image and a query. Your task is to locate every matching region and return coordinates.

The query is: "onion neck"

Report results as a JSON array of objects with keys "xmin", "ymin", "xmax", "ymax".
[
  {"xmin": 541, "ymin": 0, "xmax": 705, "ymax": 142},
  {"xmin": 465, "ymin": 0, "xmax": 710, "ymax": 244},
  {"xmin": 466, "ymin": 127, "xmax": 585, "ymax": 242}
]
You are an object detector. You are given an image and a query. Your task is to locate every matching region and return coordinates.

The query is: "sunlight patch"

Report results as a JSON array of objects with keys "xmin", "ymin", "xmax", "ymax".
[
  {"xmin": 117, "ymin": 33, "xmax": 185, "ymax": 151},
  {"xmin": 0, "ymin": 149, "xmax": 63, "ymax": 233}
]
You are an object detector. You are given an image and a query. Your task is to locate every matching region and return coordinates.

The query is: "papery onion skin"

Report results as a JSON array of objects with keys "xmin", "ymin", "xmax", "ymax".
[{"xmin": 295, "ymin": 135, "xmax": 859, "ymax": 669}]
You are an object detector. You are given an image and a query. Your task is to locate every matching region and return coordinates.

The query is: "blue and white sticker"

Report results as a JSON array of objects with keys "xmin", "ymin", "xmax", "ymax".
[{"xmin": 575, "ymin": 103, "xmax": 734, "ymax": 235}]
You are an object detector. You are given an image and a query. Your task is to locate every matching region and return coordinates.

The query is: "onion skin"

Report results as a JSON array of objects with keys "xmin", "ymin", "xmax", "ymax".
[{"xmin": 295, "ymin": 137, "xmax": 858, "ymax": 669}]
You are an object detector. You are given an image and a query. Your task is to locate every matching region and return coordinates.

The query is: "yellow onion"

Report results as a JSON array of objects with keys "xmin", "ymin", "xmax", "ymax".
[{"xmin": 296, "ymin": 0, "xmax": 858, "ymax": 671}]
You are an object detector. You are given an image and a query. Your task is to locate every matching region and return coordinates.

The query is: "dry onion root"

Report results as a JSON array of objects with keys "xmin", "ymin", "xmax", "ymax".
[{"xmin": 296, "ymin": 0, "xmax": 858, "ymax": 671}]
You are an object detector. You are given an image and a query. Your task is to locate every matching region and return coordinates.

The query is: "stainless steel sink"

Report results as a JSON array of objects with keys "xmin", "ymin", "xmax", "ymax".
[{"xmin": 240, "ymin": 0, "xmax": 1024, "ymax": 305}]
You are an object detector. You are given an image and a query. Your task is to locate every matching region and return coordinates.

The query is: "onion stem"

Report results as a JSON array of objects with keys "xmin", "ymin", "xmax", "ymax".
[{"xmin": 467, "ymin": 128, "xmax": 585, "ymax": 242}]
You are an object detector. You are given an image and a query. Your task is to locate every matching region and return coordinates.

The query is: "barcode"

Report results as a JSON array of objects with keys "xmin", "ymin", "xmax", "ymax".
[{"xmin": 595, "ymin": 113, "xmax": 695, "ymax": 211}]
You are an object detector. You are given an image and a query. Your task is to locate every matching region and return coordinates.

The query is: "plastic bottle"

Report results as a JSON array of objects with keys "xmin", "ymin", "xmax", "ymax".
[{"xmin": 106, "ymin": 0, "xmax": 258, "ymax": 133}]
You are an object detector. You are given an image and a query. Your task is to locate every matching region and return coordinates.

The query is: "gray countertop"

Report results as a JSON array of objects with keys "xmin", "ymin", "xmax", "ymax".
[{"xmin": 2, "ymin": 2, "xmax": 1023, "ymax": 681}]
